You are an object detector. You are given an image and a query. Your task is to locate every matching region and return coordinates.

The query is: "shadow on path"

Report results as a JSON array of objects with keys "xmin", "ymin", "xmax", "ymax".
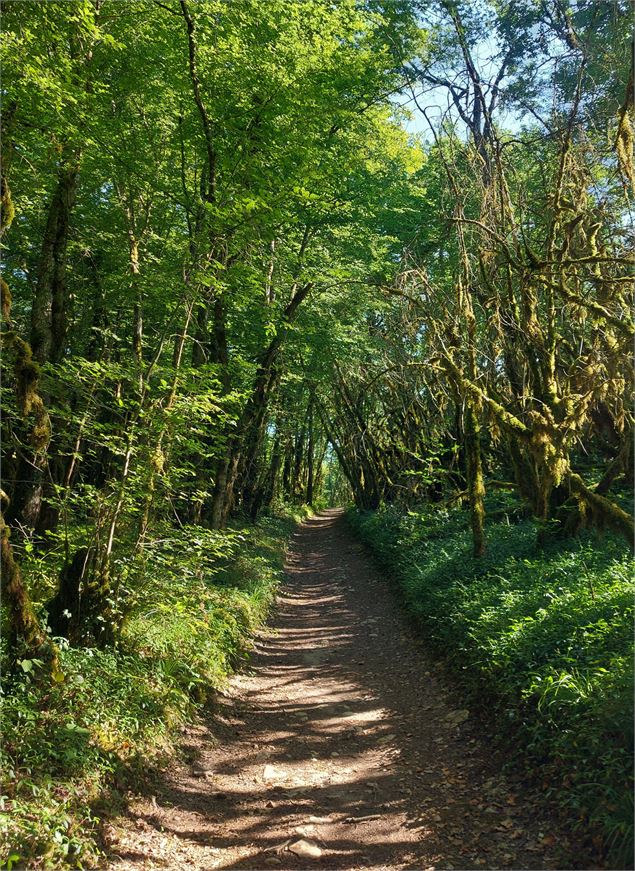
[{"xmin": 107, "ymin": 509, "xmax": 580, "ymax": 871}]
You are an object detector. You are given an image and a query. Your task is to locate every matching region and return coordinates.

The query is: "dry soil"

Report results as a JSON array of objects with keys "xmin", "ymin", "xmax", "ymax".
[{"xmin": 106, "ymin": 509, "xmax": 580, "ymax": 871}]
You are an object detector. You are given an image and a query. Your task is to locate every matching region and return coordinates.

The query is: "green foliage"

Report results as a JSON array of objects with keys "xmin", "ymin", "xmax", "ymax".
[
  {"xmin": 1, "ymin": 0, "xmax": 632, "ymax": 864},
  {"xmin": 0, "ymin": 512, "xmax": 295, "ymax": 869},
  {"xmin": 349, "ymin": 503, "xmax": 634, "ymax": 866}
]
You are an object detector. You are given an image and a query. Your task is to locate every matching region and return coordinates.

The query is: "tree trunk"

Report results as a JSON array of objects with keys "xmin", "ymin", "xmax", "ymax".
[
  {"xmin": 306, "ymin": 397, "xmax": 315, "ymax": 505},
  {"xmin": 210, "ymin": 456, "xmax": 231, "ymax": 529},
  {"xmin": 30, "ymin": 153, "xmax": 79, "ymax": 364},
  {"xmin": 464, "ymin": 398, "xmax": 486, "ymax": 557},
  {"xmin": 0, "ymin": 330, "xmax": 58, "ymax": 673},
  {"xmin": 282, "ymin": 440, "xmax": 293, "ymax": 499},
  {"xmin": 1, "ymin": 508, "xmax": 60, "ymax": 675}
]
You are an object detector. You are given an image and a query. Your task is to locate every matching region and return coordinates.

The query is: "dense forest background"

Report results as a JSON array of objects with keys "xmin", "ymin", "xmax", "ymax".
[{"xmin": 1, "ymin": 0, "xmax": 633, "ymax": 867}]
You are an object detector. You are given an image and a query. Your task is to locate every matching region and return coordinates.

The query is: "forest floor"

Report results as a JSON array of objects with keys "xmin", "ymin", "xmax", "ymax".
[{"xmin": 105, "ymin": 510, "xmax": 583, "ymax": 871}]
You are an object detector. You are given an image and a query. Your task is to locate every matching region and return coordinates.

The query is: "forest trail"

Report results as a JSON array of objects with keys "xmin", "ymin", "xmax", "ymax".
[{"xmin": 106, "ymin": 511, "xmax": 573, "ymax": 871}]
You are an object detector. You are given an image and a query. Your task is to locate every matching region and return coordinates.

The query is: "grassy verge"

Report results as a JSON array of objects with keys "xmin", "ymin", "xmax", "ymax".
[
  {"xmin": 347, "ymin": 502, "xmax": 634, "ymax": 868},
  {"xmin": 0, "ymin": 509, "xmax": 305, "ymax": 870}
]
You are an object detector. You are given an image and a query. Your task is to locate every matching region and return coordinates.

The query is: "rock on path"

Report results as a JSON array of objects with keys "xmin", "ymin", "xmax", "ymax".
[{"xmin": 106, "ymin": 509, "xmax": 578, "ymax": 870}]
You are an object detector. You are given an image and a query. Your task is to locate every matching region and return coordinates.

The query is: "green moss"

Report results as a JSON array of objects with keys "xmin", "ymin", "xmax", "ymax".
[{"xmin": 1, "ymin": 176, "xmax": 16, "ymax": 236}]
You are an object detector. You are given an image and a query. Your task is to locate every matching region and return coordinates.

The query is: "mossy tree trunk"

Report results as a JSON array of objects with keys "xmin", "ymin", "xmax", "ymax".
[
  {"xmin": 1, "ymin": 508, "xmax": 60, "ymax": 675},
  {"xmin": 30, "ymin": 151, "xmax": 79, "ymax": 365}
]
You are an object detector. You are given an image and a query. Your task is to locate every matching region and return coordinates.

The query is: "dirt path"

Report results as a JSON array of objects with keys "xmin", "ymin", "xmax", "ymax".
[{"xmin": 107, "ymin": 510, "xmax": 578, "ymax": 870}]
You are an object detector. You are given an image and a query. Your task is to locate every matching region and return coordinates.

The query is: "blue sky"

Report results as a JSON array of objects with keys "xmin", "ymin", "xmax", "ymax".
[{"xmin": 391, "ymin": 31, "xmax": 524, "ymax": 142}]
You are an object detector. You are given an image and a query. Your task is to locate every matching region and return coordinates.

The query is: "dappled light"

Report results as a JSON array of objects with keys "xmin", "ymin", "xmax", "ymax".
[
  {"xmin": 107, "ymin": 511, "xmax": 572, "ymax": 870},
  {"xmin": 1, "ymin": 0, "xmax": 632, "ymax": 867}
]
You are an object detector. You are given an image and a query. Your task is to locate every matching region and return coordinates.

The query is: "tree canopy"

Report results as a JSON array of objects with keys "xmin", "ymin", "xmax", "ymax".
[
  {"xmin": 0, "ymin": 0, "xmax": 631, "ymax": 668},
  {"xmin": 1, "ymin": 1, "xmax": 633, "ymax": 866}
]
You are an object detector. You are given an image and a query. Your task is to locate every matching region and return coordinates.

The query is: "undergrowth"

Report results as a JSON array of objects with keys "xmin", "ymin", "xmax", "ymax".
[
  {"xmin": 0, "ymin": 509, "xmax": 305, "ymax": 870},
  {"xmin": 348, "ymin": 501, "xmax": 634, "ymax": 869}
]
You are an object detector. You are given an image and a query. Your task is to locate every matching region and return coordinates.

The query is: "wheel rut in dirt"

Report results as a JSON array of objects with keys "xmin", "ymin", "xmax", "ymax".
[{"xmin": 107, "ymin": 509, "xmax": 574, "ymax": 870}]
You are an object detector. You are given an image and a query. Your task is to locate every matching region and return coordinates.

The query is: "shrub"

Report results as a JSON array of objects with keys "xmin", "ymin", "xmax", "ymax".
[
  {"xmin": 0, "ymin": 512, "xmax": 296, "ymax": 869},
  {"xmin": 349, "ymin": 503, "xmax": 634, "ymax": 867}
]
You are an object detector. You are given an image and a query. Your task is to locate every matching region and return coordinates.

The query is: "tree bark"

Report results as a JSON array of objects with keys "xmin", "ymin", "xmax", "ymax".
[
  {"xmin": 306, "ymin": 396, "xmax": 315, "ymax": 505},
  {"xmin": 0, "ymin": 329, "xmax": 58, "ymax": 672},
  {"xmin": 30, "ymin": 153, "xmax": 79, "ymax": 364},
  {"xmin": 1, "ymin": 507, "xmax": 60, "ymax": 675}
]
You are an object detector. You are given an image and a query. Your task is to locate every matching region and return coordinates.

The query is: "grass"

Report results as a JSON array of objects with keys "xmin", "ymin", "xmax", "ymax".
[
  {"xmin": 348, "ymin": 500, "xmax": 634, "ymax": 868},
  {"xmin": 0, "ymin": 509, "xmax": 304, "ymax": 870}
]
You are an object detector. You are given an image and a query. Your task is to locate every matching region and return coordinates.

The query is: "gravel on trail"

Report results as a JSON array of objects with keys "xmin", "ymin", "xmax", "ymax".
[{"xmin": 106, "ymin": 509, "xmax": 582, "ymax": 871}]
